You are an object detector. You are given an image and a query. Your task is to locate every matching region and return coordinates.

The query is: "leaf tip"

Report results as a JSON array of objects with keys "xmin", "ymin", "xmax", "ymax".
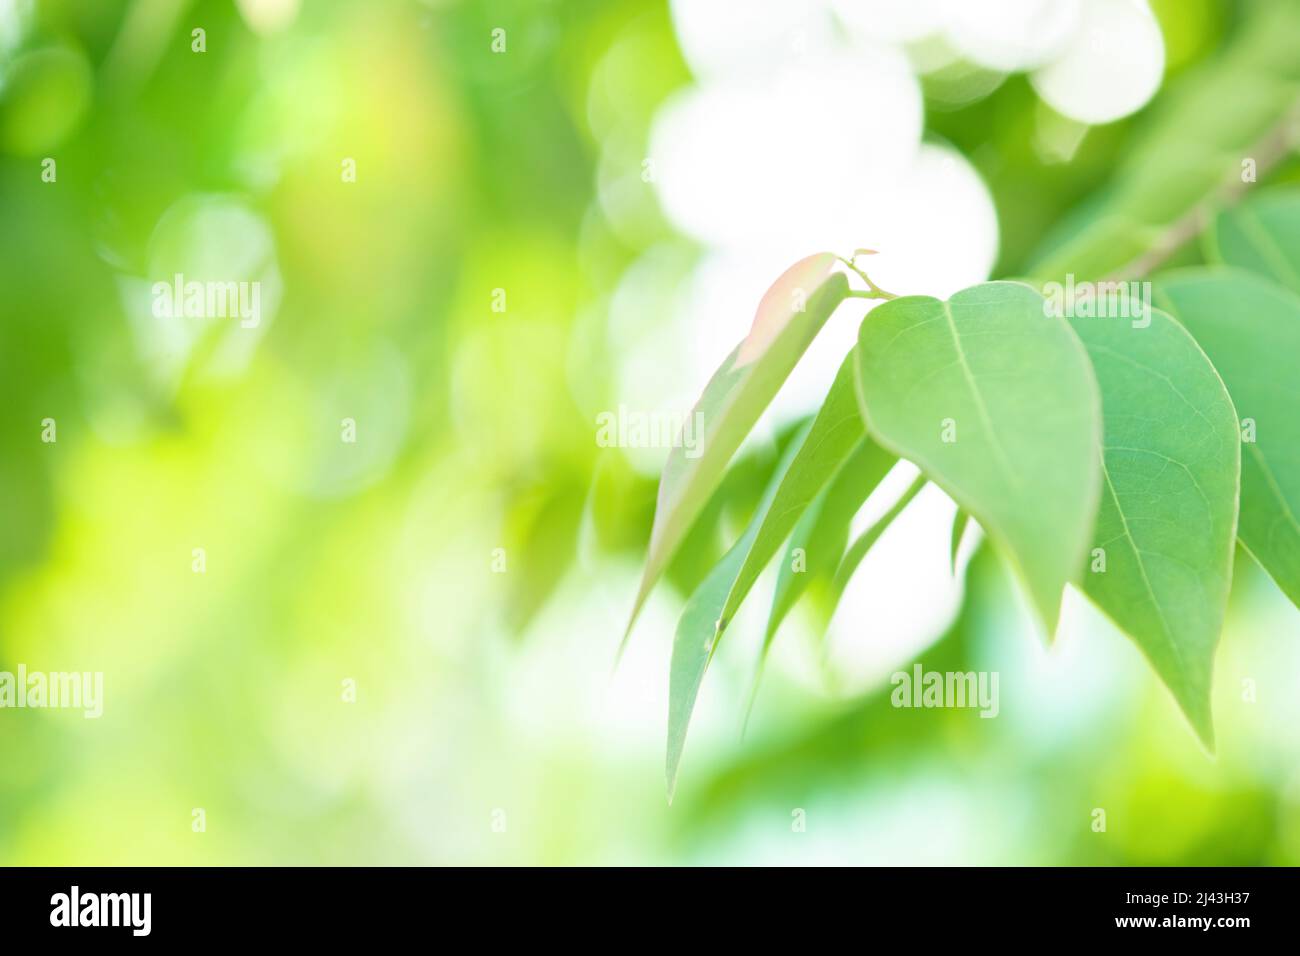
[
  {"xmin": 1188, "ymin": 705, "xmax": 1216, "ymax": 756},
  {"xmin": 610, "ymin": 620, "xmax": 634, "ymax": 676},
  {"xmin": 665, "ymin": 757, "xmax": 680, "ymax": 805},
  {"xmin": 614, "ymin": 577, "xmax": 656, "ymax": 671}
]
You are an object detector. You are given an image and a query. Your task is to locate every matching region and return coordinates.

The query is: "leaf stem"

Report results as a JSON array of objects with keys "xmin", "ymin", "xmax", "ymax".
[
  {"xmin": 1106, "ymin": 97, "xmax": 1300, "ymax": 281},
  {"xmin": 838, "ymin": 254, "xmax": 900, "ymax": 300}
]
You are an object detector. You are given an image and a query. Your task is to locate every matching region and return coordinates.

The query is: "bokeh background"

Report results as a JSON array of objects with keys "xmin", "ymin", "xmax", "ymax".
[{"xmin": 2, "ymin": 0, "xmax": 1298, "ymax": 865}]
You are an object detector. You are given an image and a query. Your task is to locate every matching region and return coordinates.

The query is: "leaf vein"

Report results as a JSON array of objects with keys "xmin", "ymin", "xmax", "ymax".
[{"xmin": 938, "ymin": 300, "xmax": 1021, "ymax": 490}]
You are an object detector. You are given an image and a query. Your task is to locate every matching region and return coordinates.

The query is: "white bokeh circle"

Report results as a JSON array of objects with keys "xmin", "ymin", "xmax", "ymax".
[{"xmin": 1031, "ymin": 0, "xmax": 1165, "ymax": 124}]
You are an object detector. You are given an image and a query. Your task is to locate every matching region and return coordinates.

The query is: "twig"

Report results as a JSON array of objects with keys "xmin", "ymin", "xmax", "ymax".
[{"xmin": 1107, "ymin": 100, "xmax": 1300, "ymax": 281}]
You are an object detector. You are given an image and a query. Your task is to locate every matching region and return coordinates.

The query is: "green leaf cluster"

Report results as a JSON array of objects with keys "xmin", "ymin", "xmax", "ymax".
[{"xmin": 630, "ymin": 187, "xmax": 1300, "ymax": 797}]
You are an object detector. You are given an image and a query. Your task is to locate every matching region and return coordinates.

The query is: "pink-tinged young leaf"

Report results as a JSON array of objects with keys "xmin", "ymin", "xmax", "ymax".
[{"xmin": 620, "ymin": 253, "xmax": 849, "ymax": 658}]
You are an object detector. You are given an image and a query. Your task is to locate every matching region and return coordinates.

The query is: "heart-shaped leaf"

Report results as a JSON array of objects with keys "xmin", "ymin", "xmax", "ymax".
[{"xmin": 854, "ymin": 281, "xmax": 1103, "ymax": 632}]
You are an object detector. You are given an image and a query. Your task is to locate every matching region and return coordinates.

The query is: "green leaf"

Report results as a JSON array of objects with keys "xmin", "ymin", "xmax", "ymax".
[
  {"xmin": 949, "ymin": 508, "xmax": 970, "ymax": 575},
  {"xmin": 854, "ymin": 282, "xmax": 1103, "ymax": 631},
  {"xmin": 669, "ymin": 351, "xmax": 902, "ymax": 792},
  {"xmin": 1069, "ymin": 308, "xmax": 1241, "ymax": 749},
  {"xmin": 827, "ymin": 473, "xmax": 927, "ymax": 608},
  {"xmin": 951, "ymin": 509, "xmax": 972, "ymax": 574},
  {"xmin": 746, "ymin": 437, "xmax": 897, "ymax": 726},
  {"xmin": 1155, "ymin": 268, "xmax": 1300, "ymax": 609},
  {"xmin": 716, "ymin": 350, "xmax": 865, "ymax": 634},
  {"xmin": 663, "ymin": 427, "xmax": 795, "ymax": 601},
  {"xmin": 666, "ymin": 425, "xmax": 809, "ymax": 801},
  {"xmin": 764, "ymin": 439, "xmax": 897, "ymax": 644},
  {"xmin": 622, "ymin": 254, "xmax": 849, "ymax": 655},
  {"xmin": 666, "ymin": 540, "xmax": 745, "ymax": 803},
  {"xmin": 1208, "ymin": 189, "xmax": 1300, "ymax": 295}
]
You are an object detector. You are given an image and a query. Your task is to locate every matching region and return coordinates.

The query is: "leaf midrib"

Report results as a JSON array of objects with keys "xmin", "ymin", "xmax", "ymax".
[
  {"xmin": 1099, "ymin": 460, "xmax": 1192, "ymax": 692},
  {"xmin": 939, "ymin": 300, "xmax": 1021, "ymax": 490}
]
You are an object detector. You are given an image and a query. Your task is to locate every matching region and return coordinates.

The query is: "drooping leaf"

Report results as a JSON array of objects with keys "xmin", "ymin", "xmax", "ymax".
[
  {"xmin": 1069, "ymin": 307, "xmax": 1240, "ymax": 748},
  {"xmin": 664, "ymin": 424, "xmax": 797, "ymax": 601},
  {"xmin": 854, "ymin": 281, "xmax": 1103, "ymax": 632},
  {"xmin": 1155, "ymin": 268, "xmax": 1300, "ymax": 609},
  {"xmin": 622, "ymin": 254, "xmax": 849, "ymax": 655},
  {"xmin": 669, "ymin": 351, "xmax": 906, "ymax": 790},
  {"xmin": 716, "ymin": 350, "xmax": 865, "ymax": 633},
  {"xmin": 1208, "ymin": 189, "xmax": 1300, "ymax": 295},
  {"xmin": 667, "ymin": 541, "xmax": 746, "ymax": 804},
  {"xmin": 763, "ymin": 439, "xmax": 896, "ymax": 648},
  {"xmin": 666, "ymin": 425, "xmax": 809, "ymax": 801},
  {"xmin": 745, "ymin": 437, "xmax": 897, "ymax": 727},
  {"xmin": 827, "ymin": 473, "xmax": 927, "ymax": 610}
]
